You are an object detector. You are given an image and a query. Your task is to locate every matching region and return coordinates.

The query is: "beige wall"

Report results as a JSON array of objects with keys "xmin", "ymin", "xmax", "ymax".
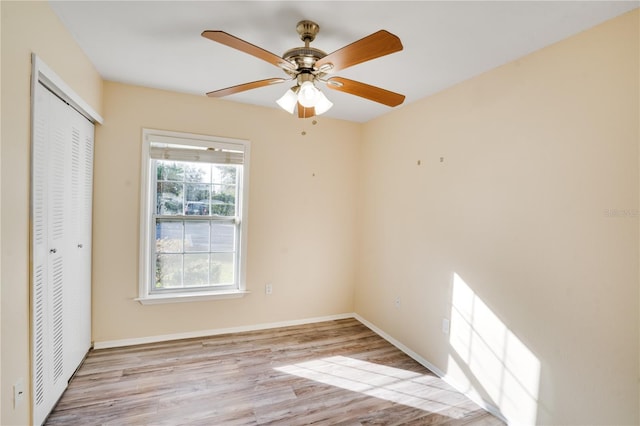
[
  {"xmin": 356, "ymin": 9, "xmax": 639, "ymax": 425},
  {"xmin": 92, "ymin": 82, "xmax": 360, "ymax": 343},
  {"xmin": 1, "ymin": 2, "xmax": 103, "ymax": 424}
]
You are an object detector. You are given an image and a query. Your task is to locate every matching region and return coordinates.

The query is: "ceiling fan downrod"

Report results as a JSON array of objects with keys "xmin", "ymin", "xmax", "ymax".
[{"xmin": 282, "ymin": 20, "xmax": 327, "ymax": 75}]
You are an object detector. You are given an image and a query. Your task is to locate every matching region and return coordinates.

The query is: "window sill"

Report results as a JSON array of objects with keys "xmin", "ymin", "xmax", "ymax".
[{"xmin": 136, "ymin": 290, "xmax": 250, "ymax": 305}]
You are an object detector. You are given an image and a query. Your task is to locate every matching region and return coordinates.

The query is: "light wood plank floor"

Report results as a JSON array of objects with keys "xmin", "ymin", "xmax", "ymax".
[{"xmin": 46, "ymin": 318, "xmax": 504, "ymax": 425}]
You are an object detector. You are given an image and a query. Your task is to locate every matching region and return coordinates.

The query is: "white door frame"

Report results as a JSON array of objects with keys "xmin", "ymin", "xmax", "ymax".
[{"xmin": 31, "ymin": 54, "xmax": 103, "ymax": 125}]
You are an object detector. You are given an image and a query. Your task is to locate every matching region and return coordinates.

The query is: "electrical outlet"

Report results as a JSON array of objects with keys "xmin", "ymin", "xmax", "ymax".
[
  {"xmin": 394, "ymin": 296, "xmax": 400, "ymax": 309},
  {"xmin": 265, "ymin": 283, "xmax": 273, "ymax": 295},
  {"xmin": 442, "ymin": 318, "xmax": 450, "ymax": 334},
  {"xmin": 13, "ymin": 378, "xmax": 25, "ymax": 408}
]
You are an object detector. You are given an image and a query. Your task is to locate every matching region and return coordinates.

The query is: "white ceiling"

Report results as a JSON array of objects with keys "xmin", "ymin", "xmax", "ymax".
[{"xmin": 49, "ymin": 1, "xmax": 638, "ymax": 123}]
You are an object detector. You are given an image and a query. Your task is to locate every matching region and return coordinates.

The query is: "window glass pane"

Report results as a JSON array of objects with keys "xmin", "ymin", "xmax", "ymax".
[
  {"xmin": 156, "ymin": 254, "xmax": 182, "ymax": 289},
  {"xmin": 211, "ymin": 184, "xmax": 236, "ymax": 216},
  {"xmin": 157, "ymin": 182, "xmax": 183, "ymax": 215},
  {"xmin": 156, "ymin": 221, "xmax": 183, "ymax": 253},
  {"xmin": 185, "ymin": 222, "xmax": 210, "ymax": 252},
  {"xmin": 211, "ymin": 223, "xmax": 235, "ymax": 252},
  {"xmin": 212, "ymin": 165, "xmax": 236, "ymax": 185},
  {"xmin": 185, "ymin": 163, "xmax": 211, "ymax": 183},
  {"xmin": 184, "ymin": 184, "xmax": 210, "ymax": 215},
  {"xmin": 184, "ymin": 253, "xmax": 210, "ymax": 287},
  {"xmin": 158, "ymin": 161, "xmax": 184, "ymax": 181},
  {"xmin": 210, "ymin": 252, "xmax": 234, "ymax": 285}
]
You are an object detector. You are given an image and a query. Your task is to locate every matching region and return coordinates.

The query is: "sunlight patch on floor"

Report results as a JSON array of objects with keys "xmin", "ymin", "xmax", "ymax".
[{"xmin": 275, "ymin": 355, "xmax": 467, "ymax": 414}]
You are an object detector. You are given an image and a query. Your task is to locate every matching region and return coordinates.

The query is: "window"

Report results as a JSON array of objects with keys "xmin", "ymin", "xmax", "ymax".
[{"xmin": 138, "ymin": 129, "xmax": 250, "ymax": 304}]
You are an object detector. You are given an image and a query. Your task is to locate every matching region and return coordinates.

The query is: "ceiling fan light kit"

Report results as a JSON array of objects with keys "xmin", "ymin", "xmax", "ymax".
[{"xmin": 202, "ymin": 20, "xmax": 405, "ymax": 119}]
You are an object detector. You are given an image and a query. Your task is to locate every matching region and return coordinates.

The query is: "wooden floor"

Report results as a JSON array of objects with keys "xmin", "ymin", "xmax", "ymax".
[{"xmin": 46, "ymin": 318, "xmax": 504, "ymax": 425}]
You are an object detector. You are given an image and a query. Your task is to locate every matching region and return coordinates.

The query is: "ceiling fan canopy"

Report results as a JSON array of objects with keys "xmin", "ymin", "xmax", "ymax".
[{"xmin": 201, "ymin": 20, "xmax": 405, "ymax": 119}]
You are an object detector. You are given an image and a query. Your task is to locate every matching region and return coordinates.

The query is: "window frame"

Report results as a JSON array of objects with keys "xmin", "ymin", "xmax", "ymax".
[{"xmin": 137, "ymin": 128, "xmax": 250, "ymax": 304}]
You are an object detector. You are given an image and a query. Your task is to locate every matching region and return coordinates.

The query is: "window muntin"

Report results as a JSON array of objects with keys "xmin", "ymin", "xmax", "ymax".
[{"xmin": 139, "ymin": 129, "xmax": 249, "ymax": 302}]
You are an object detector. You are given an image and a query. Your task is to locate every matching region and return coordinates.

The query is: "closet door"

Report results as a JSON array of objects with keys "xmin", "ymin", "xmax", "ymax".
[
  {"xmin": 32, "ymin": 80, "xmax": 51, "ymax": 424},
  {"xmin": 65, "ymin": 109, "xmax": 94, "ymax": 377},
  {"xmin": 31, "ymin": 81, "xmax": 94, "ymax": 425},
  {"xmin": 32, "ymin": 82, "xmax": 70, "ymax": 424}
]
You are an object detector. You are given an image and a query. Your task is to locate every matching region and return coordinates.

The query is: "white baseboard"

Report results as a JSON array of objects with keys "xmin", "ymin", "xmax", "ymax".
[
  {"xmin": 93, "ymin": 312, "xmax": 355, "ymax": 349},
  {"xmin": 353, "ymin": 313, "xmax": 507, "ymax": 424}
]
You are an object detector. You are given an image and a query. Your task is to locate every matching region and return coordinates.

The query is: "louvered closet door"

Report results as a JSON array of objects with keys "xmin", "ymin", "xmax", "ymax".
[
  {"xmin": 32, "ymin": 81, "xmax": 52, "ymax": 424},
  {"xmin": 32, "ymin": 82, "xmax": 69, "ymax": 424},
  {"xmin": 65, "ymin": 107, "xmax": 94, "ymax": 377},
  {"xmin": 32, "ymin": 82, "xmax": 94, "ymax": 426}
]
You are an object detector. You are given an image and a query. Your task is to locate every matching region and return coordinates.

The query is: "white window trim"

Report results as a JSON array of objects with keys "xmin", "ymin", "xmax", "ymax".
[{"xmin": 137, "ymin": 128, "xmax": 250, "ymax": 305}]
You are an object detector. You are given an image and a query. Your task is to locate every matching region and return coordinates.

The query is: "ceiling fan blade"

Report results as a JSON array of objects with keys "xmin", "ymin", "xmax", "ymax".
[
  {"xmin": 202, "ymin": 31, "xmax": 296, "ymax": 72},
  {"xmin": 315, "ymin": 30, "xmax": 402, "ymax": 73},
  {"xmin": 206, "ymin": 78, "xmax": 285, "ymax": 97},
  {"xmin": 326, "ymin": 77, "xmax": 405, "ymax": 107},
  {"xmin": 297, "ymin": 103, "xmax": 316, "ymax": 119}
]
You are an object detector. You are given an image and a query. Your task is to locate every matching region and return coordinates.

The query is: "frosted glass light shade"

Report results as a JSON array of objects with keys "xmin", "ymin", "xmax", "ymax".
[
  {"xmin": 314, "ymin": 91, "xmax": 333, "ymax": 115},
  {"xmin": 276, "ymin": 88, "xmax": 297, "ymax": 114}
]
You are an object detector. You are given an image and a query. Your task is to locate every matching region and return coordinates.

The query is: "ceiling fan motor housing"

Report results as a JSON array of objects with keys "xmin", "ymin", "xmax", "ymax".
[{"xmin": 282, "ymin": 46, "xmax": 326, "ymax": 71}]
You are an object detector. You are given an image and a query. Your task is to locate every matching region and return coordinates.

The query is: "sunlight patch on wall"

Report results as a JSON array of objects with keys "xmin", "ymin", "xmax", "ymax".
[
  {"xmin": 449, "ymin": 273, "xmax": 540, "ymax": 425},
  {"xmin": 275, "ymin": 356, "xmax": 471, "ymax": 417}
]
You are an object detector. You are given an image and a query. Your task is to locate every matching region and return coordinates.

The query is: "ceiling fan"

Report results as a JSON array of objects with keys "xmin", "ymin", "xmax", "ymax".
[{"xmin": 202, "ymin": 20, "xmax": 405, "ymax": 119}]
